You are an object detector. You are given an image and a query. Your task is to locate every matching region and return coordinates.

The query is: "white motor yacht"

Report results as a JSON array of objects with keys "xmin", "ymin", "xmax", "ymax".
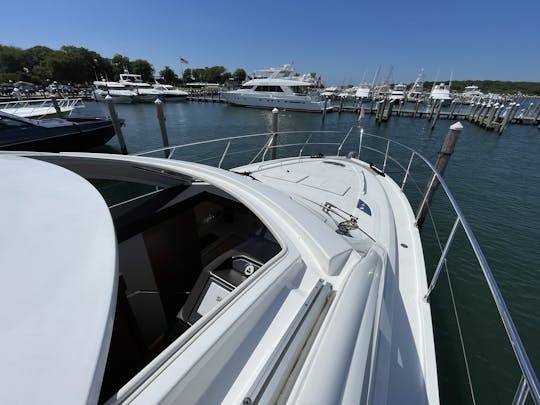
[
  {"xmin": 461, "ymin": 85, "xmax": 484, "ymax": 104},
  {"xmin": 93, "ymin": 81, "xmax": 136, "ymax": 104},
  {"xmin": 223, "ymin": 65, "xmax": 326, "ymax": 112},
  {"xmin": 354, "ymin": 83, "xmax": 373, "ymax": 100},
  {"xmin": 119, "ymin": 73, "xmax": 164, "ymax": 103},
  {"xmin": 152, "ymin": 84, "xmax": 189, "ymax": 102},
  {"xmin": 389, "ymin": 83, "xmax": 407, "ymax": 101},
  {"xmin": 1, "ymin": 128, "xmax": 538, "ymax": 404},
  {"xmin": 430, "ymin": 83, "xmax": 452, "ymax": 101}
]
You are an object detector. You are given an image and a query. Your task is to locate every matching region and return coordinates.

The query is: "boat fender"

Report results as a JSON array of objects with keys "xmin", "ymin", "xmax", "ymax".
[
  {"xmin": 310, "ymin": 153, "xmax": 324, "ymax": 158},
  {"xmin": 369, "ymin": 162, "xmax": 386, "ymax": 177}
]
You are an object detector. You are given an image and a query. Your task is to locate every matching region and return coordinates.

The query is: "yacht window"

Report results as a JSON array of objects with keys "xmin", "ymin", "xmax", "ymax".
[
  {"xmin": 241, "ymin": 85, "xmax": 253, "ymax": 90},
  {"xmin": 254, "ymin": 86, "xmax": 283, "ymax": 92},
  {"xmin": 290, "ymin": 86, "xmax": 309, "ymax": 95}
]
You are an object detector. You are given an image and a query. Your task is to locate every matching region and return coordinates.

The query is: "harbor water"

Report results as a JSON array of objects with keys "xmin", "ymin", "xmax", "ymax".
[{"xmin": 75, "ymin": 101, "xmax": 540, "ymax": 404}]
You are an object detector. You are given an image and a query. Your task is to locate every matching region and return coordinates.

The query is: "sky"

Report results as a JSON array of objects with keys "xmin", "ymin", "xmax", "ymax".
[{"xmin": 1, "ymin": 0, "xmax": 539, "ymax": 85}]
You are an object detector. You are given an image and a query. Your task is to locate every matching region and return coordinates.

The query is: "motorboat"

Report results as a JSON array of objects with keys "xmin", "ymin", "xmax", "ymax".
[
  {"xmin": 119, "ymin": 73, "xmax": 164, "ymax": 103},
  {"xmin": 461, "ymin": 85, "xmax": 484, "ymax": 104},
  {"xmin": 152, "ymin": 84, "xmax": 189, "ymax": 102},
  {"xmin": 354, "ymin": 83, "xmax": 373, "ymax": 100},
  {"xmin": 223, "ymin": 65, "xmax": 327, "ymax": 112},
  {"xmin": 389, "ymin": 83, "xmax": 407, "ymax": 102},
  {"xmin": 430, "ymin": 82, "xmax": 452, "ymax": 101},
  {"xmin": 0, "ymin": 98, "xmax": 85, "ymax": 119},
  {"xmin": 1, "ymin": 128, "xmax": 538, "ymax": 404},
  {"xmin": 0, "ymin": 110, "xmax": 119, "ymax": 151},
  {"xmin": 407, "ymin": 70, "xmax": 425, "ymax": 102},
  {"xmin": 93, "ymin": 81, "xmax": 137, "ymax": 104}
]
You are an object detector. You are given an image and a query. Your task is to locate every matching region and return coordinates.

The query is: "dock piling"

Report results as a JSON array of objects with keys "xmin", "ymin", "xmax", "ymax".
[
  {"xmin": 270, "ymin": 108, "xmax": 279, "ymax": 159},
  {"xmin": 416, "ymin": 122, "xmax": 463, "ymax": 229},
  {"xmin": 50, "ymin": 96, "xmax": 62, "ymax": 118},
  {"xmin": 155, "ymin": 98, "xmax": 170, "ymax": 158},
  {"xmin": 105, "ymin": 95, "xmax": 128, "ymax": 155}
]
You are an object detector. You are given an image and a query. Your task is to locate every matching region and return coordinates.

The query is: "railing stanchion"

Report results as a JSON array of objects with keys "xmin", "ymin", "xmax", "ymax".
[
  {"xmin": 218, "ymin": 141, "xmax": 231, "ymax": 168},
  {"xmin": 382, "ymin": 139, "xmax": 390, "ymax": 171},
  {"xmin": 424, "ymin": 216, "xmax": 461, "ymax": 302},
  {"xmin": 358, "ymin": 127, "xmax": 364, "ymax": 158},
  {"xmin": 401, "ymin": 151, "xmax": 415, "ymax": 190},
  {"xmin": 512, "ymin": 375, "xmax": 529, "ymax": 405}
]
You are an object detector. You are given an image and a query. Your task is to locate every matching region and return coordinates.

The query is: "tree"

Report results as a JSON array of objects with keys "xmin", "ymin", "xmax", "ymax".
[
  {"xmin": 182, "ymin": 68, "xmax": 193, "ymax": 83},
  {"xmin": 232, "ymin": 68, "xmax": 246, "ymax": 82},
  {"xmin": 159, "ymin": 66, "xmax": 179, "ymax": 84},
  {"xmin": 111, "ymin": 54, "xmax": 131, "ymax": 79},
  {"xmin": 131, "ymin": 59, "xmax": 154, "ymax": 82}
]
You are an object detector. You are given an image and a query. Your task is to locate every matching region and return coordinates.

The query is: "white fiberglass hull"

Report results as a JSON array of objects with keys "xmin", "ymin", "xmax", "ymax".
[
  {"xmin": 93, "ymin": 89, "xmax": 135, "ymax": 104},
  {"xmin": 223, "ymin": 92, "xmax": 325, "ymax": 112}
]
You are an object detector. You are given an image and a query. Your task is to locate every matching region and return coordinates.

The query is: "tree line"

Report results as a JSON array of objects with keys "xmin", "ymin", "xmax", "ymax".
[{"xmin": 0, "ymin": 44, "xmax": 246, "ymax": 86}]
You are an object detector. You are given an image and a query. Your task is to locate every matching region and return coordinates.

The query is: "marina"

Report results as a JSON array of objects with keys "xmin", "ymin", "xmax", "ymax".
[{"xmin": 2, "ymin": 99, "xmax": 537, "ymax": 403}]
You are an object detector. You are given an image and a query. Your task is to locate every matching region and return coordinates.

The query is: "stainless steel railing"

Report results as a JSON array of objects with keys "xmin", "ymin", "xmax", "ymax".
[{"xmin": 138, "ymin": 128, "xmax": 539, "ymax": 404}]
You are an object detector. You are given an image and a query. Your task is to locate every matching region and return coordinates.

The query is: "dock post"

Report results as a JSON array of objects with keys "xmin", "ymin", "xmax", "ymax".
[
  {"xmin": 105, "ymin": 95, "xmax": 128, "ymax": 155},
  {"xmin": 322, "ymin": 99, "xmax": 328, "ymax": 121},
  {"xmin": 413, "ymin": 100, "xmax": 420, "ymax": 118},
  {"xmin": 534, "ymin": 104, "xmax": 540, "ymax": 125},
  {"xmin": 448, "ymin": 100, "xmax": 456, "ymax": 120},
  {"xmin": 397, "ymin": 100, "xmax": 403, "ymax": 116},
  {"xmin": 155, "ymin": 99, "xmax": 170, "ymax": 158},
  {"xmin": 50, "ymin": 96, "xmax": 63, "ymax": 118},
  {"xmin": 431, "ymin": 100, "xmax": 442, "ymax": 130},
  {"xmin": 524, "ymin": 102, "xmax": 534, "ymax": 120},
  {"xmin": 270, "ymin": 108, "xmax": 279, "ymax": 159},
  {"xmin": 499, "ymin": 103, "xmax": 517, "ymax": 134},
  {"xmin": 416, "ymin": 122, "xmax": 463, "ymax": 230},
  {"xmin": 338, "ymin": 96, "xmax": 344, "ymax": 113}
]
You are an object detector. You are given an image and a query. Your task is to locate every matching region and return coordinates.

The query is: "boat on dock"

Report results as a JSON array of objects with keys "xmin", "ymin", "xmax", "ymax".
[
  {"xmin": 0, "ymin": 98, "xmax": 85, "ymax": 118},
  {"xmin": 0, "ymin": 110, "xmax": 119, "ymax": 151},
  {"xmin": 223, "ymin": 65, "xmax": 326, "ymax": 112},
  {"xmin": 1, "ymin": 127, "xmax": 538, "ymax": 404}
]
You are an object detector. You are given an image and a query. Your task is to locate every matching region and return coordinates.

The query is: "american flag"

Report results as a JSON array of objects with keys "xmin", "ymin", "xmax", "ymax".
[{"xmin": 180, "ymin": 58, "xmax": 189, "ymax": 64}]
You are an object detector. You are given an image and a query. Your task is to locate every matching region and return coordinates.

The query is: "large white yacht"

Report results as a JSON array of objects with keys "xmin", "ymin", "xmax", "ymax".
[
  {"xmin": 389, "ymin": 83, "xmax": 407, "ymax": 101},
  {"xmin": 223, "ymin": 65, "xmax": 326, "ymax": 112},
  {"xmin": 354, "ymin": 83, "xmax": 373, "ymax": 100},
  {"xmin": 119, "ymin": 73, "xmax": 163, "ymax": 103},
  {"xmin": 1, "ymin": 128, "xmax": 538, "ymax": 404},
  {"xmin": 429, "ymin": 82, "xmax": 452, "ymax": 100},
  {"xmin": 152, "ymin": 84, "xmax": 189, "ymax": 102},
  {"xmin": 407, "ymin": 70, "xmax": 426, "ymax": 102},
  {"xmin": 93, "ymin": 81, "xmax": 137, "ymax": 104}
]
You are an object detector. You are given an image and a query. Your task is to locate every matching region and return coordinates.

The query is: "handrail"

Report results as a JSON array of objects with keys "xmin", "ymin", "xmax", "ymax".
[
  {"xmin": 357, "ymin": 129, "xmax": 540, "ymax": 404},
  {"xmin": 135, "ymin": 128, "xmax": 540, "ymax": 403}
]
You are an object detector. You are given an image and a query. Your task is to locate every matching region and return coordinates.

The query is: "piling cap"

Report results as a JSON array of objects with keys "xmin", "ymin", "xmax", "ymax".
[
  {"xmin": 450, "ymin": 122, "xmax": 463, "ymax": 130},
  {"xmin": 105, "ymin": 95, "xmax": 112, "ymax": 100},
  {"xmin": 154, "ymin": 98, "xmax": 163, "ymax": 104},
  {"xmin": 272, "ymin": 108, "xmax": 279, "ymax": 113}
]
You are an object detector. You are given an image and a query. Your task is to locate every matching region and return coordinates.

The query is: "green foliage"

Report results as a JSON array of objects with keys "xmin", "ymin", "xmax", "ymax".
[
  {"xmin": 159, "ymin": 66, "xmax": 179, "ymax": 85},
  {"xmin": 232, "ymin": 68, "xmax": 246, "ymax": 82},
  {"xmin": 130, "ymin": 59, "xmax": 154, "ymax": 82}
]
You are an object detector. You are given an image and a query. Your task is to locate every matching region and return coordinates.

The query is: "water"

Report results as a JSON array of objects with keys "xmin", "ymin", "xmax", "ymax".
[{"xmin": 76, "ymin": 101, "xmax": 540, "ymax": 403}]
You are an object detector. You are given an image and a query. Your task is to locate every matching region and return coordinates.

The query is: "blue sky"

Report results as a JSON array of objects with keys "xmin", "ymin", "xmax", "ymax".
[{"xmin": 1, "ymin": 0, "xmax": 539, "ymax": 85}]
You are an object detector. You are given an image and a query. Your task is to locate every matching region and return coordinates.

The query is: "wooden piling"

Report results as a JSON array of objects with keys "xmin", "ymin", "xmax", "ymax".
[
  {"xmin": 105, "ymin": 95, "xmax": 128, "ymax": 154},
  {"xmin": 155, "ymin": 99, "xmax": 170, "ymax": 158},
  {"xmin": 49, "ymin": 96, "xmax": 62, "ymax": 118},
  {"xmin": 270, "ymin": 108, "xmax": 279, "ymax": 159},
  {"xmin": 416, "ymin": 122, "xmax": 463, "ymax": 229}
]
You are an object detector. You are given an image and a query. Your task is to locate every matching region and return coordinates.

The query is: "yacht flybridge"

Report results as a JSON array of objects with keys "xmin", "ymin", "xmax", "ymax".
[
  {"xmin": 223, "ymin": 65, "xmax": 327, "ymax": 112},
  {"xmin": 1, "ymin": 129, "xmax": 538, "ymax": 404}
]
